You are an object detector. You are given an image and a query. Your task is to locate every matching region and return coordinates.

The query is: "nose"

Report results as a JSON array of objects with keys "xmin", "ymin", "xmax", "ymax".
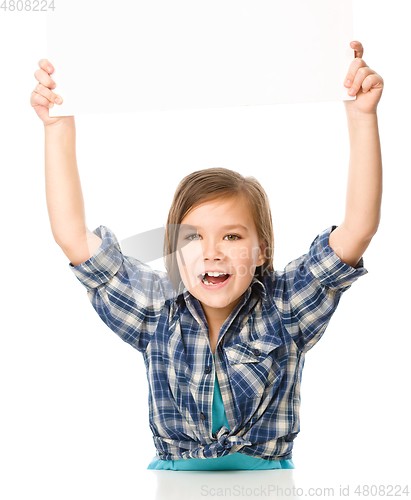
[{"xmin": 202, "ymin": 238, "xmax": 224, "ymax": 261}]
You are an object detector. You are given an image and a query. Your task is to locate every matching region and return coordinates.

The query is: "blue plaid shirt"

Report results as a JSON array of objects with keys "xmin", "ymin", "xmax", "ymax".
[{"xmin": 69, "ymin": 224, "xmax": 368, "ymax": 461}]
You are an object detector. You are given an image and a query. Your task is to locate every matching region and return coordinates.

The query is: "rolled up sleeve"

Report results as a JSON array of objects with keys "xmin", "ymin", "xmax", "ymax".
[
  {"xmin": 69, "ymin": 225, "xmax": 174, "ymax": 353},
  {"xmin": 69, "ymin": 226, "xmax": 123, "ymax": 290},
  {"xmin": 278, "ymin": 225, "xmax": 368, "ymax": 353},
  {"xmin": 303, "ymin": 225, "xmax": 367, "ymax": 291}
]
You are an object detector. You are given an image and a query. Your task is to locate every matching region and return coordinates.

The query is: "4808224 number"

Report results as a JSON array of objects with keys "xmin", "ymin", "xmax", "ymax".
[
  {"xmin": 354, "ymin": 484, "xmax": 409, "ymax": 496},
  {"xmin": 1, "ymin": 0, "xmax": 55, "ymax": 11}
]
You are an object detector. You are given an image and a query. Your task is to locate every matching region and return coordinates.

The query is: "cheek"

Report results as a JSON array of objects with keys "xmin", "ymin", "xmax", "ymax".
[
  {"xmin": 234, "ymin": 247, "xmax": 260, "ymax": 276},
  {"xmin": 253, "ymin": 246, "xmax": 262, "ymax": 262},
  {"xmin": 176, "ymin": 241, "xmax": 203, "ymax": 270},
  {"xmin": 226, "ymin": 245, "xmax": 241, "ymax": 260},
  {"xmin": 236, "ymin": 244, "xmax": 255, "ymax": 263}
]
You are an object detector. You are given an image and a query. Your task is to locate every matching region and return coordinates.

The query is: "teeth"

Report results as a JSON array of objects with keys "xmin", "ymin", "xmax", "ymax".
[
  {"xmin": 203, "ymin": 276, "xmax": 216, "ymax": 285},
  {"xmin": 201, "ymin": 272, "xmax": 229, "ymax": 286},
  {"xmin": 201, "ymin": 272, "xmax": 227, "ymax": 277}
]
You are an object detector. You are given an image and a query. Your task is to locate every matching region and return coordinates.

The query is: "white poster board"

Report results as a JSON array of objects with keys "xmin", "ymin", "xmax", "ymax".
[{"xmin": 47, "ymin": 0, "xmax": 355, "ymax": 116}]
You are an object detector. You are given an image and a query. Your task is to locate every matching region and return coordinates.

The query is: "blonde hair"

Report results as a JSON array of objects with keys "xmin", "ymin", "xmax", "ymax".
[{"xmin": 163, "ymin": 167, "xmax": 274, "ymax": 292}]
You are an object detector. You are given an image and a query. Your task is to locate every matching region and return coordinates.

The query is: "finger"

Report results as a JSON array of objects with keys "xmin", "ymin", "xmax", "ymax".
[
  {"xmin": 361, "ymin": 73, "xmax": 384, "ymax": 93},
  {"xmin": 30, "ymin": 90, "xmax": 55, "ymax": 109},
  {"xmin": 344, "ymin": 57, "xmax": 368, "ymax": 88},
  {"xmin": 35, "ymin": 59, "xmax": 57, "ymax": 90},
  {"xmin": 347, "ymin": 66, "xmax": 375, "ymax": 96},
  {"xmin": 350, "ymin": 41, "xmax": 364, "ymax": 59},
  {"xmin": 32, "ymin": 82, "xmax": 63, "ymax": 106},
  {"xmin": 38, "ymin": 58, "xmax": 54, "ymax": 74}
]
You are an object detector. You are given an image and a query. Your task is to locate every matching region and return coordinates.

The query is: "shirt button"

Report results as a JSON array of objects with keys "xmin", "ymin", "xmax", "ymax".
[
  {"xmin": 253, "ymin": 348, "xmax": 261, "ymax": 357},
  {"xmin": 204, "ymin": 366, "xmax": 211, "ymax": 374},
  {"xmin": 200, "ymin": 413, "xmax": 206, "ymax": 421}
]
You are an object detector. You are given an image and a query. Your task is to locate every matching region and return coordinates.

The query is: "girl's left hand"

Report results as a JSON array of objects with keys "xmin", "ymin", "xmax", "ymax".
[{"xmin": 343, "ymin": 41, "xmax": 384, "ymax": 116}]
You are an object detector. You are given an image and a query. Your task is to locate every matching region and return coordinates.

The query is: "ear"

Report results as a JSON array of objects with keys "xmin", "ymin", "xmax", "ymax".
[{"xmin": 257, "ymin": 240, "xmax": 267, "ymax": 267}]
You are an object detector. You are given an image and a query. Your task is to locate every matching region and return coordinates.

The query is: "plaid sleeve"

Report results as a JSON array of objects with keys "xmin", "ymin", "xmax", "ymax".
[
  {"xmin": 277, "ymin": 225, "xmax": 368, "ymax": 354},
  {"xmin": 68, "ymin": 225, "xmax": 173, "ymax": 353}
]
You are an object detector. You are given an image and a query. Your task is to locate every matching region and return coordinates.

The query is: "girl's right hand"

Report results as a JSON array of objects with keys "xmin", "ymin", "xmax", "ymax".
[{"xmin": 30, "ymin": 59, "xmax": 68, "ymax": 127}]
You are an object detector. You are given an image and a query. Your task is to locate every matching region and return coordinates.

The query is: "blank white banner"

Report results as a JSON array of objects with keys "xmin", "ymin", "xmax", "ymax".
[{"xmin": 47, "ymin": 0, "xmax": 355, "ymax": 116}]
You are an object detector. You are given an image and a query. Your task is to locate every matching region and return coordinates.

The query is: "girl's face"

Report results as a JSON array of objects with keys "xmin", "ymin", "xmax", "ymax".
[{"xmin": 176, "ymin": 197, "xmax": 266, "ymax": 325}]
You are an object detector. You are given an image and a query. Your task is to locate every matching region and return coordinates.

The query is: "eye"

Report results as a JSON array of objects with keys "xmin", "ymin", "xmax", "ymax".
[
  {"xmin": 185, "ymin": 233, "xmax": 241, "ymax": 242},
  {"xmin": 224, "ymin": 234, "xmax": 241, "ymax": 241},
  {"xmin": 185, "ymin": 233, "xmax": 201, "ymax": 241}
]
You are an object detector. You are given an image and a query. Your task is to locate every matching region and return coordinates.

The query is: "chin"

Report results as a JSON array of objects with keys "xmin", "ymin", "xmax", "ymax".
[
  {"xmin": 201, "ymin": 298, "xmax": 230, "ymax": 308},
  {"xmin": 201, "ymin": 293, "xmax": 240, "ymax": 308}
]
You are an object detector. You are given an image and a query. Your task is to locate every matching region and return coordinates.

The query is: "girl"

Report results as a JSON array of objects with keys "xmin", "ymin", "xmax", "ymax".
[{"xmin": 30, "ymin": 41, "xmax": 383, "ymax": 470}]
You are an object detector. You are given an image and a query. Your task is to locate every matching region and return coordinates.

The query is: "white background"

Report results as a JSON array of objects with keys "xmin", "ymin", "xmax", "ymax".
[{"xmin": 0, "ymin": 1, "xmax": 410, "ymax": 499}]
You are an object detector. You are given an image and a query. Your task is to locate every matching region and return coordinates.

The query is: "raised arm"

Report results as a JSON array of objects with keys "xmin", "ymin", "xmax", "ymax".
[
  {"xmin": 44, "ymin": 119, "xmax": 102, "ymax": 265},
  {"xmin": 328, "ymin": 41, "xmax": 384, "ymax": 268},
  {"xmin": 31, "ymin": 58, "xmax": 102, "ymax": 266}
]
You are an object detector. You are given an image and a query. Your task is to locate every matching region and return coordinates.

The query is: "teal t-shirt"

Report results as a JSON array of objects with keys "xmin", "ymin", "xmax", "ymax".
[{"xmin": 148, "ymin": 355, "xmax": 295, "ymax": 471}]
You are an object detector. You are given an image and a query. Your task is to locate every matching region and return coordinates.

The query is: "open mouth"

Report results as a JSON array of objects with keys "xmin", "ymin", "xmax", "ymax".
[{"xmin": 198, "ymin": 272, "xmax": 231, "ymax": 286}]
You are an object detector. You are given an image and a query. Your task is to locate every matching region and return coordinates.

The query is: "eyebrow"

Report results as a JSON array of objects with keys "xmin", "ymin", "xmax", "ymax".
[{"xmin": 184, "ymin": 224, "xmax": 249, "ymax": 233}]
